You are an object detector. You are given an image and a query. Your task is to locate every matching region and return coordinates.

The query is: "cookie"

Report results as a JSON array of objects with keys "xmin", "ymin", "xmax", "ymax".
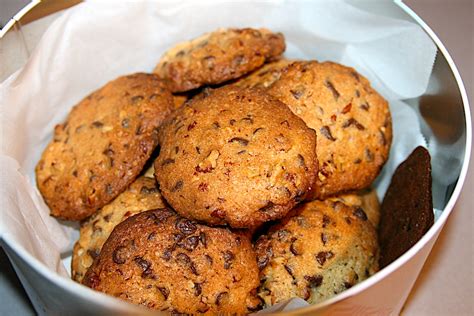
[
  {"xmin": 328, "ymin": 188, "xmax": 380, "ymax": 228},
  {"xmin": 82, "ymin": 208, "xmax": 262, "ymax": 314},
  {"xmin": 256, "ymin": 198, "xmax": 379, "ymax": 306},
  {"xmin": 154, "ymin": 86, "xmax": 318, "ymax": 228},
  {"xmin": 72, "ymin": 176, "xmax": 166, "ymax": 282},
  {"xmin": 232, "ymin": 59, "xmax": 294, "ymax": 89},
  {"xmin": 267, "ymin": 61, "xmax": 392, "ymax": 199},
  {"xmin": 153, "ymin": 28, "xmax": 285, "ymax": 92},
  {"xmin": 378, "ymin": 146, "xmax": 433, "ymax": 268},
  {"xmin": 36, "ymin": 73, "xmax": 174, "ymax": 221}
]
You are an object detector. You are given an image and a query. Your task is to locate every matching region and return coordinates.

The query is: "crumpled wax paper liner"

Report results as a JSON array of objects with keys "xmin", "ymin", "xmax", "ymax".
[{"xmin": 0, "ymin": 0, "xmax": 437, "ymax": 312}]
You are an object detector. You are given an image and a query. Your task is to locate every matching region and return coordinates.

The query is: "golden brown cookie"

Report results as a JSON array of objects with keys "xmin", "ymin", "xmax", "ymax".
[
  {"xmin": 255, "ymin": 198, "xmax": 379, "ymax": 306},
  {"xmin": 72, "ymin": 176, "xmax": 166, "ymax": 282},
  {"xmin": 36, "ymin": 73, "xmax": 173, "ymax": 221},
  {"xmin": 154, "ymin": 86, "xmax": 318, "ymax": 229},
  {"xmin": 328, "ymin": 188, "xmax": 380, "ymax": 228},
  {"xmin": 267, "ymin": 61, "xmax": 392, "ymax": 199},
  {"xmin": 83, "ymin": 208, "xmax": 262, "ymax": 314},
  {"xmin": 232, "ymin": 59, "xmax": 294, "ymax": 89},
  {"xmin": 153, "ymin": 28, "xmax": 285, "ymax": 92}
]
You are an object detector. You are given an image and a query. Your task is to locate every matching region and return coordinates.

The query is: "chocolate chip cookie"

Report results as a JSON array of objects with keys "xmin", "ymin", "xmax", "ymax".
[
  {"xmin": 72, "ymin": 176, "xmax": 166, "ymax": 282},
  {"xmin": 154, "ymin": 86, "xmax": 318, "ymax": 228},
  {"xmin": 153, "ymin": 28, "xmax": 285, "ymax": 92},
  {"xmin": 82, "ymin": 208, "xmax": 261, "ymax": 314},
  {"xmin": 268, "ymin": 61, "xmax": 392, "ymax": 199},
  {"xmin": 232, "ymin": 59, "xmax": 294, "ymax": 89},
  {"xmin": 36, "ymin": 73, "xmax": 173, "ymax": 221},
  {"xmin": 255, "ymin": 198, "xmax": 379, "ymax": 306}
]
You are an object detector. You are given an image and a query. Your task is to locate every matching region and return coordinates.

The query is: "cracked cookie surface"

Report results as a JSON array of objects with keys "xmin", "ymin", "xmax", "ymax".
[
  {"xmin": 154, "ymin": 86, "xmax": 318, "ymax": 229},
  {"xmin": 83, "ymin": 208, "xmax": 261, "ymax": 314},
  {"xmin": 153, "ymin": 28, "xmax": 285, "ymax": 92},
  {"xmin": 36, "ymin": 73, "xmax": 174, "ymax": 220},
  {"xmin": 268, "ymin": 61, "xmax": 392, "ymax": 199},
  {"xmin": 255, "ymin": 198, "xmax": 379, "ymax": 306},
  {"xmin": 72, "ymin": 176, "xmax": 166, "ymax": 282}
]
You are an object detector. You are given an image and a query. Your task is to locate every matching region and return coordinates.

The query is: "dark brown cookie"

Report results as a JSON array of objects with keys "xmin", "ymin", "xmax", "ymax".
[
  {"xmin": 255, "ymin": 198, "xmax": 379, "ymax": 306},
  {"xmin": 378, "ymin": 146, "xmax": 433, "ymax": 268},
  {"xmin": 154, "ymin": 86, "xmax": 318, "ymax": 229},
  {"xmin": 83, "ymin": 208, "xmax": 261, "ymax": 314},
  {"xmin": 153, "ymin": 28, "xmax": 285, "ymax": 92},
  {"xmin": 72, "ymin": 176, "xmax": 166, "ymax": 282},
  {"xmin": 267, "ymin": 61, "xmax": 392, "ymax": 199},
  {"xmin": 35, "ymin": 73, "xmax": 174, "ymax": 221}
]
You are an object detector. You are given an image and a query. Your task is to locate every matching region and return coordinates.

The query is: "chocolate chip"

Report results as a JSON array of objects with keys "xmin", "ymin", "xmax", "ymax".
[
  {"xmin": 305, "ymin": 275, "xmax": 323, "ymax": 288},
  {"xmin": 147, "ymin": 232, "xmax": 156, "ymax": 240},
  {"xmin": 325, "ymin": 80, "xmax": 340, "ymax": 100},
  {"xmin": 112, "ymin": 246, "xmax": 128, "ymax": 264},
  {"xmin": 199, "ymin": 232, "xmax": 207, "ymax": 248},
  {"xmin": 321, "ymin": 233, "xmax": 328, "ymax": 245},
  {"xmin": 342, "ymin": 118, "xmax": 365, "ymax": 130},
  {"xmin": 359, "ymin": 103, "xmax": 370, "ymax": 111},
  {"xmin": 91, "ymin": 121, "xmax": 103, "ymax": 128},
  {"xmin": 162, "ymin": 248, "xmax": 172, "ymax": 261},
  {"xmin": 212, "ymin": 121, "xmax": 220, "ymax": 129},
  {"xmin": 195, "ymin": 146, "xmax": 201, "ymax": 154},
  {"xmin": 134, "ymin": 256, "xmax": 151, "ymax": 271},
  {"xmin": 379, "ymin": 130, "xmax": 387, "ymax": 145},
  {"xmin": 161, "ymin": 158, "xmax": 175, "ymax": 166},
  {"xmin": 353, "ymin": 158, "xmax": 362, "ymax": 164},
  {"xmin": 229, "ymin": 137, "xmax": 249, "ymax": 146},
  {"xmin": 353, "ymin": 207, "xmax": 368, "ymax": 221},
  {"xmin": 205, "ymin": 254, "xmax": 213, "ymax": 265},
  {"xmin": 215, "ymin": 292, "xmax": 229, "ymax": 306},
  {"xmin": 223, "ymin": 251, "xmax": 235, "ymax": 269},
  {"xmin": 240, "ymin": 117, "xmax": 254, "ymax": 124},
  {"xmin": 257, "ymin": 245, "xmax": 272, "ymax": 270},
  {"xmin": 284, "ymin": 265, "xmax": 296, "ymax": 281},
  {"xmin": 229, "ymin": 119, "xmax": 236, "ymax": 126},
  {"xmin": 198, "ymin": 182, "xmax": 208, "ymax": 192},
  {"xmin": 365, "ymin": 148, "xmax": 374, "ymax": 162},
  {"xmin": 344, "ymin": 282, "xmax": 353, "ymax": 289},
  {"xmin": 176, "ymin": 50, "xmax": 185, "ymax": 57},
  {"xmin": 253, "ymin": 127, "xmax": 264, "ymax": 135},
  {"xmin": 290, "ymin": 89, "xmax": 304, "ymax": 99},
  {"xmin": 176, "ymin": 252, "xmax": 191, "ymax": 265},
  {"xmin": 323, "ymin": 215, "xmax": 332, "ymax": 228},
  {"xmin": 290, "ymin": 238, "xmax": 300, "ymax": 256},
  {"xmin": 316, "ymin": 251, "xmax": 334, "ymax": 265},
  {"xmin": 72, "ymin": 170, "xmax": 78, "ymax": 177},
  {"xmin": 187, "ymin": 121, "xmax": 197, "ymax": 131},
  {"xmin": 171, "ymin": 180, "xmax": 184, "ymax": 192},
  {"xmin": 157, "ymin": 287, "xmax": 169, "ymax": 300},
  {"xmin": 320, "ymin": 126, "xmax": 336, "ymax": 141},
  {"xmin": 297, "ymin": 154, "xmax": 306, "ymax": 169},
  {"xmin": 87, "ymin": 248, "xmax": 100, "ymax": 259},
  {"xmin": 181, "ymin": 236, "xmax": 199, "ymax": 251},
  {"xmin": 194, "ymin": 283, "xmax": 202, "ymax": 296},
  {"xmin": 175, "ymin": 218, "xmax": 197, "ymax": 235}
]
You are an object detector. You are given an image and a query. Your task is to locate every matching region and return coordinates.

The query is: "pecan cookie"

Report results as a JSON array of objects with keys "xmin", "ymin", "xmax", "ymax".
[
  {"xmin": 255, "ymin": 198, "xmax": 379, "ymax": 306},
  {"xmin": 36, "ymin": 73, "xmax": 173, "ymax": 221},
  {"xmin": 83, "ymin": 208, "xmax": 262, "ymax": 314},
  {"xmin": 232, "ymin": 58, "xmax": 294, "ymax": 89},
  {"xmin": 154, "ymin": 86, "xmax": 318, "ymax": 229},
  {"xmin": 153, "ymin": 28, "xmax": 285, "ymax": 92},
  {"xmin": 268, "ymin": 61, "xmax": 392, "ymax": 199},
  {"xmin": 72, "ymin": 176, "xmax": 166, "ymax": 282},
  {"xmin": 379, "ymin": 146, "xmax": 433, "ymax": 268}
]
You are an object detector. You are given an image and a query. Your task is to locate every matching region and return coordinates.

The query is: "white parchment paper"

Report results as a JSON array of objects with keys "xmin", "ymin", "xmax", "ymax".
[{"xmin": 0, "ymin": 0, "xmax": 437, "ymax": 312}]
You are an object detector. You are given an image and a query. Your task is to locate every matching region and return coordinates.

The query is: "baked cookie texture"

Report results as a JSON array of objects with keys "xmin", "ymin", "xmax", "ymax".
[
  {"xmin": 267, "ymin": 61, "xmax": 392, "ymax": 199},
  {"xmin": 82, "ymin": 208, "xmax": 261, "ymax": 314},
  {"xmin": 72, "ymin": 176, "xmax": 166, "ymax": 282},
  {"xmin": 232, "ymin": 59, "xmax": 294, "ymax": 89},
  {"xmin": 154, "ymin": 86, "xmax": 318, "ymax": 229},
  {"xmin": 255, "ymin": 198, "xmax": 379, "ymax": 306},
  {"xmin": 378, "ymin": 146, "xmax": 433, "ymax": 268},
  {"xmin": 154, "ymin": 28, "xmax": 285, "ymax": 92},
  {"xmin": 36, "ymin": 73, "xmax": 174, "ymax": 221}
]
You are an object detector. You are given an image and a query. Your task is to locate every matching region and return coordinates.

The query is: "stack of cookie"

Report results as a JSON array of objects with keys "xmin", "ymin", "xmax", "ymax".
[{"xmin": 36, "ymin": 27, "xmax": 393, "ymax": 314}]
